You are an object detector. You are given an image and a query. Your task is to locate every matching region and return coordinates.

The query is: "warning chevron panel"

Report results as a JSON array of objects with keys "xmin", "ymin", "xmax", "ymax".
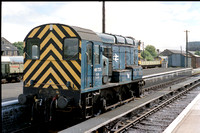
[{"xmin": 23, "ymin": 24, "xmax": 81, "ymax": 91}]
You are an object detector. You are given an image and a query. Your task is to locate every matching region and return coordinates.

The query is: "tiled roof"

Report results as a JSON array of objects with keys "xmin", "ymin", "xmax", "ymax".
[{"xmin": 1, "ymin": 37, "xmax": 18, "ymax": 51}]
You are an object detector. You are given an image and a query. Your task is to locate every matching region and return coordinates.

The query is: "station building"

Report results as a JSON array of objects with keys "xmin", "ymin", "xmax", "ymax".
[
  {"xmin": 160, "ymin": 49, "xmax": 200, "ymax": 68},
  {"xmin": 1, "ymin": 37, "xmax": 19, "ymax": 56},
  {"xmin": 189, "ymin": 51, "xmax": 200, "ymax": 68},
  {"xmin": 160, "ymin": 49, "xmax": 192, "ymax": 68}
]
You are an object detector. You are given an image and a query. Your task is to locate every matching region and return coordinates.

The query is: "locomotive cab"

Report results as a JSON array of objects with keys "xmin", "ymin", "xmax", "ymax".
[{"xmin": 19, "ymin": 24, "xmax": 83, "ymax": 109}]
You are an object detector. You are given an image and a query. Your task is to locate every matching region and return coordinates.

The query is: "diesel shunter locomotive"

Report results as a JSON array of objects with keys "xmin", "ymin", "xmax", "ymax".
[{"xmin": 18, "ymin": 23, "xmax": 144, "ymax": 121}]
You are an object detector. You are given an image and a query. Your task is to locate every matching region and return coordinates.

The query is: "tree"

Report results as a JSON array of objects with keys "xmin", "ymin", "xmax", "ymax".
[
  {"xmin": 145, "ymin": 45, "xmax": 157, "ymax": 58},
  {"xmin": 141, "ymin": 45, "xmax": 157, "ymax": 61},
  {"xmin": 195, "ymin": 51, "xmax": 200, "ymax": 56},
  {"xmin": 13, "ymin": 41, "xmax": 24, "ymax": 56},
  {"xmin": 141, "ymin": 50, "xmax": 154, "ymax": 61}
]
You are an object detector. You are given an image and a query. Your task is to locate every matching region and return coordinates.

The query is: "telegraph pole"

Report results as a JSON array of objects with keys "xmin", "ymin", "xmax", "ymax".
[
  {"xmin": 102, "ymin": 1, "xmax": 105, "ymax": 33},
  {"xmin": 184, "ymin": 30, "xmax": 189, "ymax": 67}
]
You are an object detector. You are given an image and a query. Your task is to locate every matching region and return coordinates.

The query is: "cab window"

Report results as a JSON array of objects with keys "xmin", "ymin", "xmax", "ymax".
[
  {"xmin": 26, "ymin": 39, "xmax": 40, "ymax": 59},
  {"xmin": 94, "ymin": 45, "xmax": 100, "ymax": 64},
  {"xmin": 86, "ymin": 42, "xmax": 92, "ymax": 64},
  {"xmin": 64, "ymin": 38, "xmax": 79, "ymax": 60}
]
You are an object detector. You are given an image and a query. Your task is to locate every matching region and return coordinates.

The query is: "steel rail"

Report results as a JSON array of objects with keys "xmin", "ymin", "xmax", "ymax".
[
  {"xmin": 2, "ymin": 99, "xmax": 18, "ymax": 107},
  {"xmin": 114, "ymin": 81, "xmax": 200, "ymax": 133}
]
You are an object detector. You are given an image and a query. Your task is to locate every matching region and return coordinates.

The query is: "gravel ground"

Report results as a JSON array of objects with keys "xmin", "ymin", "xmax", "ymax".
[{"xmin": 127, "ymin": 85, "xmax": 200, "ymax": 133}]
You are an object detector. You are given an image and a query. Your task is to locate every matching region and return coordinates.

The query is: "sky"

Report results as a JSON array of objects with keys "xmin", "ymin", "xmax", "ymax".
[{"xmin": 2, "ymin": 1, "xmax": 200, "ymax": 51}]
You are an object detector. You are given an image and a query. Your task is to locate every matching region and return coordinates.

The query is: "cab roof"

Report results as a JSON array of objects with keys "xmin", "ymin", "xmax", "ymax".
[{"xmin": 24, "ymin": 23, "xmax": 102, "ymax": 42}]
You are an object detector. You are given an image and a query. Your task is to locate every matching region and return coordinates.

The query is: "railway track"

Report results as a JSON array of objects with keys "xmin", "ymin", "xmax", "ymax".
[
  {"xmin": 110, "ymin": 78, "xmax": 200, "ymax": 133},
  {"xmin": 61, "ymin": 75, "xmax": 200, "ymax": 133},
  {"xmin": 129, "ymin": 89, "xmax": 200, "ymax": 133}
]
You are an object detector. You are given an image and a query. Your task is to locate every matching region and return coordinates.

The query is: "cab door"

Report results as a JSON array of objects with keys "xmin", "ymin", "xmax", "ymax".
[
  {"xmin": 86, "ymin": 42, "xmax": 93, "ymax": 88},
  {"xmin": 85, "ymin": 42, "xmax": 101, "ymax": 88}
]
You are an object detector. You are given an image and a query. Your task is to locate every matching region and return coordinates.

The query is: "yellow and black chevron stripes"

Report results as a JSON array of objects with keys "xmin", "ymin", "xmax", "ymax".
[
  {"xmin": 24, "ymin": 24, "xmax": 81, "ymax": 90},
  {"xmin": 40, "ymin": 43, "xmax": 62, "ymax": 60},
  {"xmin": 28, "ymin": 27, "xmax": 41, "ymax": 38},
  {"xmin": 79, "ymin": 41, "xmax": 82, "ymax": 60}
]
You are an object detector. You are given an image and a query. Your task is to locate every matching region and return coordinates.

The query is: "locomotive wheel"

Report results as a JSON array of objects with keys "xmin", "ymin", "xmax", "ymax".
[
  {"xmin": 101, "ymin": 98, "xmax": 107, "ymax": 112},
  {"xmin": 7, "ymin": 78, "xmax": 12, "ymax": 83},
  {"xmin": 15, "ymin": 77, "xmax": 21, "ymax": 82},
  {"xmin": 101, "ymin": 89, "xmax": 116, "ymax": 106}
]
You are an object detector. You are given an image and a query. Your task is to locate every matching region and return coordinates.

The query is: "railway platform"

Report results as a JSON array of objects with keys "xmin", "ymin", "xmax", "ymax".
[
  {"xmin": 163, "ymin": 93, "xmax": 200, "ymax": 133},
  {"xmin": 59, "ymin": 76, "xmax": 200, "ymax": 133}
]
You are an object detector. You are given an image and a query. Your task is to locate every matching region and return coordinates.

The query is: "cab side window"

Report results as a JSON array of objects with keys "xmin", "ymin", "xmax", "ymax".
[
  {"xmin": 64, "ymin": 38, "xmax": 79, "ymax": 60},
  {"xmin": 94, "ymin": 45, "xmax": 100, "ymax": 64},
  {"xmin": 86, "ymin": 42, "xmax": 92, "ymax": 64},
  {"xmin": 26, "ymin": 39, "xmax": 40, "ymax": 59}
]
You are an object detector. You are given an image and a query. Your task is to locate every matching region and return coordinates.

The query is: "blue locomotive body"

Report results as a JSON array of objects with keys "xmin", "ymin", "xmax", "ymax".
[
  {"xmin": 80, "ymin": 32, "xmax": 143, "ymax": 93},
  {"xmin": 18, "ymin": 23, "xmax": 143, "ymax": 120}
]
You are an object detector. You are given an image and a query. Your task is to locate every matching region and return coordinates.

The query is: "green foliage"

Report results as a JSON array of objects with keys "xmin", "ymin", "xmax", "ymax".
[
  {"xmin": 13, "ymin": 41, "xmax": 24, "ymax": 56},
  {"xmin": 145, "ymin": 45, "xmax": 157, "ymax": 58},
  {"xmin": 141, "ymin": 45, "xmax": 157, "ymax": 61},
  {"xmin": 141, "ymin": 50, "xmax": 154, "ymax": 61},
  {"xmin": 195, "ymin": 51, "xmax": 200, "ymax": 56}
]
